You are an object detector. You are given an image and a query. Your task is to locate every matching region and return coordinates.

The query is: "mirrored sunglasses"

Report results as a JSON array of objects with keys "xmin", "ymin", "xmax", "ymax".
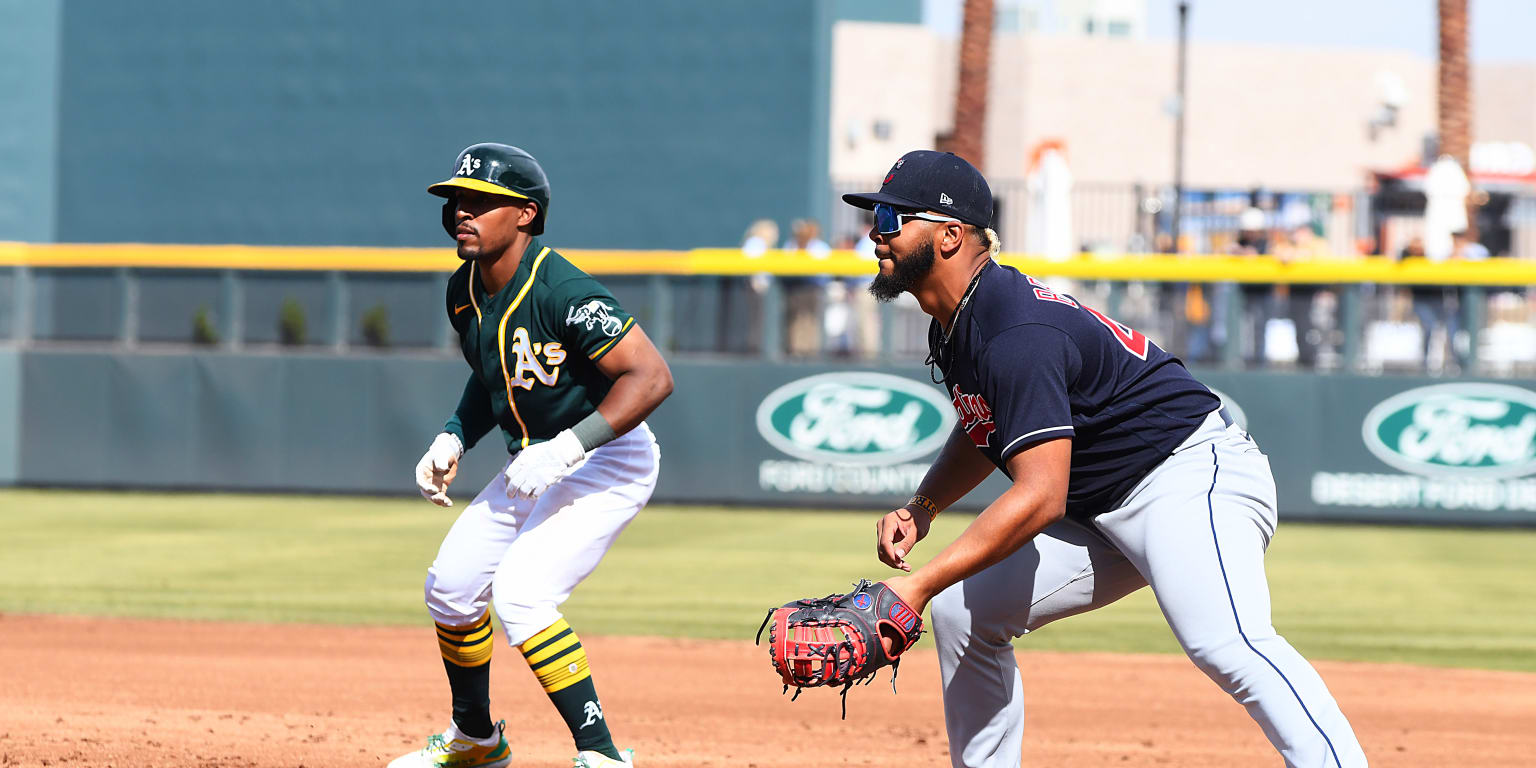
[{"xmin": 874, "ymin": 202, "xmax": 962, "ymax": 235}]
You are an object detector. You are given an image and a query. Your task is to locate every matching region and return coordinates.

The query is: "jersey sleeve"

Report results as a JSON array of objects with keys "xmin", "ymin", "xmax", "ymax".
[
  {"xmin": 551, "ymin": 276, "xmax": 637, "ymax": 361},
  {"xmin": 978, "ymin": 323, "xmax": 1081, "ymax": 460},
  {"xmin": 444, "ymin": 373, "xmax": 496, "ymax": 451},
  {"xmin": 444, "ymin": 262, "xmax": 474, "ymax": 333}
]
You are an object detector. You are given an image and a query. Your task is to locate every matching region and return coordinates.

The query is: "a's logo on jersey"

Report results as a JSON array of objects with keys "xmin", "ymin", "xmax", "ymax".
[
  {"xmin": 950, "ymin": 386, "xmax": 997, "ymax": 448},
  {"xmin": 756, "ymin": 373, "xmax": 954, "ymax": 465},
  {"xmin": 505, "ymin": 326, "xmax": 565, "ymax": 390},
  {"xmin": 456, "ymin": 155, "xmax": 481, "ymax": 176},
  {"xmin": 566, "ymin": 300, "xmax": 624, "ymax": 337},
  {"xmin": 1362, "ymin": 383, "xmax": 1536, "ymax": 479}
]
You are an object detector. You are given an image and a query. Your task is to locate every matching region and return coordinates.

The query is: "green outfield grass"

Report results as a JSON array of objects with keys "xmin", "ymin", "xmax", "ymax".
[{"xmin": 1, "ymin": 489, "xmax": 1533, "ymax": 672}]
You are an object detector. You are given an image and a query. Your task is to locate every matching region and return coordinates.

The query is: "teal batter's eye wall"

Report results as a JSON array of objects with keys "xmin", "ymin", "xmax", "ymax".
[
  {"xmin": 0, "ymin": 0, "xmax": 62, "ymax": 244},
  {"xmin": 40, "ymin": 0, "xmax": 834, "ymax": 249}
]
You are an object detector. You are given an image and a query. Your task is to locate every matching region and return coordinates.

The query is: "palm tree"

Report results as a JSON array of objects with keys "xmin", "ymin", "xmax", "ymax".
[
  {"xmin": 939, "ymin": 0, "xmax": 993, "ymax": 171},
  {"xmin": 1438, "ymin": 0, "xmax": 1475, "ymax": 236}
]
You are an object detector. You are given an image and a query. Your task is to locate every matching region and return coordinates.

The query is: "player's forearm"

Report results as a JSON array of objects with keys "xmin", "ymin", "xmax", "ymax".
[
  {"xmin": 594, "ymin": 362, "xmax": 674, "ymax": 437},
  {"xmin": 912, "ymin": 426, "xmax": 997, "ymax": 511},
  {"xmin": 444, "ymin": 374, "xmax": 495, "ymax": 450},
  {"xmin": 907, "ymin": 482, "xmax": 1065, "ymax": 607}
]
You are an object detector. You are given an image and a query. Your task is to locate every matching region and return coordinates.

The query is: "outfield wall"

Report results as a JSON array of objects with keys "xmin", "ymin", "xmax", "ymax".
[
  {"xmin": 2, "ymin": 349, "xmax": 1533, "ymax": 525},
  {"xmin": 4, "ymin": 0, "xmax": 835, "ymax": 249}
]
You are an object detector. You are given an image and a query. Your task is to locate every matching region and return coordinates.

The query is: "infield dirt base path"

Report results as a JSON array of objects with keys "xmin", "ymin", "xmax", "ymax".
[{"xmin": 2, "ymin": 615, "xmax": 1533, "ymax": 767}]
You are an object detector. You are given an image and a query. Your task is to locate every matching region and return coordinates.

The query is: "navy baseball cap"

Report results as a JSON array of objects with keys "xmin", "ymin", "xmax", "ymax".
[{"xmin": 843, "ymin": 150, "xmax": 994, "ymax": 229}]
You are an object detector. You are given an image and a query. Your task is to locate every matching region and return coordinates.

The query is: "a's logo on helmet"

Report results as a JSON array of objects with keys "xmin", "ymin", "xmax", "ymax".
[{"xmin": 457, "ymin": 155, "xmax": 482, "ymax": 176}]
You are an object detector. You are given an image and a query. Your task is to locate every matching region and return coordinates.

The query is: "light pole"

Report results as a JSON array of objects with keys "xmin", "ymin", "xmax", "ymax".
[{"xmin": 1171, "ymin": 1, "xmax": 1189, "ymax": 253}]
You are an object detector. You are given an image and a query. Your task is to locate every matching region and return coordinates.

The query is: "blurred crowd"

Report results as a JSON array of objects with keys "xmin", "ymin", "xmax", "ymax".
[
  {"xmin": 1173, "ymin": 205, "xmax": 1524, "ymax": 374},
  {"xmin": 740, "ymin": 217, "xmax": 888, "ymax": 359},
  {"xmin": 734, "ymin": 207, "xmax": 1535, "ymax": 375}
]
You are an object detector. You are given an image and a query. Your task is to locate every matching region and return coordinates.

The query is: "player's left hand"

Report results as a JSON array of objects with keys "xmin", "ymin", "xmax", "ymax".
[
  {"xmin": 503, "ymin": 429, "xmax": 587, "ymax": 499},
  {"xmin": 876, "ymin": 573, "xmax": 930, "ymax": 617}
]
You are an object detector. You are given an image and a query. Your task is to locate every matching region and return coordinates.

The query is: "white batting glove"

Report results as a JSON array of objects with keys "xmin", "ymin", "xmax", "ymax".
[
  {"xmin": 504, "ymin": 430, "xmax": 587, "ymax": 500},
  {"xmin": 415, "ymin": 432, "xmax": 463, "ymax": 507}
]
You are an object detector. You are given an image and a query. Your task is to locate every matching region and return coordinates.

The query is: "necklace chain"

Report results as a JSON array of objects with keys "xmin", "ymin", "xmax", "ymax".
[
  {"xmin": 926, "ymin": 260, "xmax": 993, "ymax": 383},
  {"xmin": 939, "ymin": 260, "xmax": 990, "ymax": 347}
]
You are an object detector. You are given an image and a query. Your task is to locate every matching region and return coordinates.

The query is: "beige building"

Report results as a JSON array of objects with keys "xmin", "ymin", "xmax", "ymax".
[{"xmin": 830, "ymin": 21, "xmax": 1536, "ymax": 254}]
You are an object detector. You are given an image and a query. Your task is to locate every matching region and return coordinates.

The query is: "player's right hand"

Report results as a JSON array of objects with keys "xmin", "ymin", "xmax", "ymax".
[
  {"xmin": 415, "ymin": 432, "xmax": 463, "ymax": 507},
  {"xmin": 876, "ymin": 505, "xmax": 931, "ymax": 572}
]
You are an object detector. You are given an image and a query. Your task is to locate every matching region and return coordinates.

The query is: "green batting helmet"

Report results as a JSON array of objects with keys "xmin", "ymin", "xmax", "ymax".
[{"xmin": 428, "ymin": 143, "xmax": 551, "ymax": 236}]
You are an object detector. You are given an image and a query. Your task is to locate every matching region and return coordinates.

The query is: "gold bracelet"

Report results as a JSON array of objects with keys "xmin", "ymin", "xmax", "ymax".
[{"xmin": 907, "ymin": 494, "xmax": 940, "ymax": 520}]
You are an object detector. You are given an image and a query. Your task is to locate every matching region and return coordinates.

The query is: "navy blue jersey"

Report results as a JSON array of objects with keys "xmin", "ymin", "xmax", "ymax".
[{"xmin": 933, "ymin": 262, "xmax": 1221, "ymax": 521}]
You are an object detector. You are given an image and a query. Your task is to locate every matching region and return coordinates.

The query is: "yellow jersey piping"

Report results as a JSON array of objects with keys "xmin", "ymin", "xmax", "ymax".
[
  {"xmin": 588, "ymin": 316, "xmax": 635, "ymax": 359},
  {"xmin": 496, "ymin": 246, "xmax": 551, "ymax": 450},
  {"xmin": 466, "ymin": 262, "xmax": 482, "ymax": 322}
]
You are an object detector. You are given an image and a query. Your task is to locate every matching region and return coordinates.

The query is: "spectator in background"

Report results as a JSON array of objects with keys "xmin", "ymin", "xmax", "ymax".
[
  {"xmin": 1452, "ymin": 229, "xmax": 1495, "ymax": 370},
  {"xmin": 785, "ymin": 218, "xmax": 831, "ymax": 258},
  {"xmin": 1236, "ymin": 207, "xmax": 1271, "ymax": 255},
  {"xmin": 741, "ymin": 218, "xmax": 778, "ymax": 258},
  {"xmin": 1453, "ymin": 229, "xmax": 1490, "ymax": 261},
  {"xmin": 1182, "ymin": 278, "xmax": 1218, "ymax": 363},
  {"xmin": 844, "ymin": 228, "xmax": 877, "ymax": 260},
  {"xmin": 734, "ymin": 219, "xmax": 780, "ymax": 354},
  {"xmin": 1234, "ymin": 206, "xmax": 1280, "ymax": 367},
  {"xmin": 1275, "ymin": 224, "xmax": 1334, "ymax": 367},
  {"xmin": 1355, "ymin": 236, "xmax": 1379, "ymax": 257},
  {"xmin": 783, "ymin": 218, "xmax": 831, "ymax": 357},
  {"xmin": 1399, "ymin": 235, "xmax": 1465, "ymax": 371},
  {"xmin": 833, "ymin": 231, "xmax": 880, "ymax": 358}
]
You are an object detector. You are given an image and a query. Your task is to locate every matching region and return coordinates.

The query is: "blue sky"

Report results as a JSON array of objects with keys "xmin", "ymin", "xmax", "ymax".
[{"xmin": 924, "ymin": 0, "xmax": 1536, "ymax": 62}]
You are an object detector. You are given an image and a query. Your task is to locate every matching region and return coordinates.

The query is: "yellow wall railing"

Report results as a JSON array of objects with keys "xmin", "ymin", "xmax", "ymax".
[{"xmin": 3, "ymin": 242, "xmax": 1535, "ymax": 286}]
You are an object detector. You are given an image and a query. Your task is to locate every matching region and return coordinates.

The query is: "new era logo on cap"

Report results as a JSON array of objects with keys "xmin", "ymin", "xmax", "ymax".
[{"xmin": 940, "ymin": 193, "xmax": 953, "ymax": 205}]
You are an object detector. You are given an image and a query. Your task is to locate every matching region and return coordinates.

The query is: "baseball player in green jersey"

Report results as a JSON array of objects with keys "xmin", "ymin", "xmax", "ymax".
[{"xmin": 390, "ymin": 143, "xmax": 673, "ymax": 768}]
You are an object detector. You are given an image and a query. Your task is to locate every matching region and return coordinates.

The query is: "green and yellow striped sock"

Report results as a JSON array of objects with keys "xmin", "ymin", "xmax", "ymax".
[
  {"xmin": 520, "ymin": 618, "xmax": 620, "ymax": 760},
  {"xmin": 437, "ymin": 615, "xmax": 495, "ymax": 739}
]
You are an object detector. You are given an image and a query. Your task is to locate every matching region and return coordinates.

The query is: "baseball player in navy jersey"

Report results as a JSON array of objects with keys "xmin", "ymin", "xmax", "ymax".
[
  {"xmin": 844, "ymin": 150, "xmax": 1367, "ymax": 767},
  {"xmin": 391, "ymin": 143, "xmax": 673, "ymax": 768}
]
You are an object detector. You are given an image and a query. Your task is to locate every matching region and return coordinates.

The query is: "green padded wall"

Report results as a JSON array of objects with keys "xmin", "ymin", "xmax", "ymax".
[{"xmin": 49, "ymin": 0, "xmax": 832, "ymax": 249}]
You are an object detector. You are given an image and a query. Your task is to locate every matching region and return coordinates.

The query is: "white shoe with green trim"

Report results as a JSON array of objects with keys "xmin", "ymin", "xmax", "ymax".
[
  {"xmin": 571, "ymin": 748, "xmax": 634, "ymax": 767},
  {"xmin": 388, "ymin": 720, "xmax": 511, "ymax": 768}
]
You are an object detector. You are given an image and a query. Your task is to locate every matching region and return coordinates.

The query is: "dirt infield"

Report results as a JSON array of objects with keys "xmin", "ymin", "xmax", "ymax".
[{"xmin": 2, "ymin": 614, "xmax": 1532, "ymax": 767}]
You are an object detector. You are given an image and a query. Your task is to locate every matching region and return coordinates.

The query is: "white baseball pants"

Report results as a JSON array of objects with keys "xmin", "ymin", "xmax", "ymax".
[
  {"xmin": 424, "ymin": 423, "xmax": 660, "ymax": 646},
  {"xmin": 931, "ymin": 410, "xmax": 1367, "ymax": 768}
]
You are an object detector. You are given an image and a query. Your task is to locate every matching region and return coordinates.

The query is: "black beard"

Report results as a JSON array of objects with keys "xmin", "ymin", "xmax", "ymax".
[{"xmin": 869, "ymin": 238, "xmax": 936, "ymax": 302}]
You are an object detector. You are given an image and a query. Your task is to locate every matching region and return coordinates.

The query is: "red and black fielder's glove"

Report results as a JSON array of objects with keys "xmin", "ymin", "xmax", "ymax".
[{"xmin": 755, "ymin": 579, "xmax": 923, "ymax": 717}]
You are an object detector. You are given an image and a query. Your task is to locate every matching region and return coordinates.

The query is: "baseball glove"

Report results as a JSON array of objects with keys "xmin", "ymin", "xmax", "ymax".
[{"xmin": 754, "ymin": 579, "xmax": 924, "ymax": 717}]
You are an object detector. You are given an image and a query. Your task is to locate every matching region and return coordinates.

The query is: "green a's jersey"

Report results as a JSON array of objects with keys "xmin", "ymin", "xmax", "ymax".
[{"xmin": 442, "ymin": 237, "xmax": 636, "ymax": 454}]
